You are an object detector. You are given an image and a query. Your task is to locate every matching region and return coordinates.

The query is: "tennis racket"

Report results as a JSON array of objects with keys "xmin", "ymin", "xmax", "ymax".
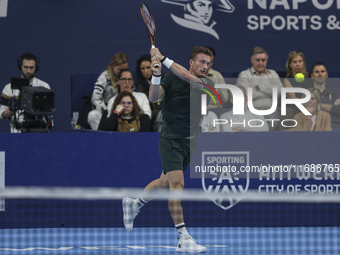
[{"xmin": 140, "ymin": 2, "xmax": 159, "ymax": 68}]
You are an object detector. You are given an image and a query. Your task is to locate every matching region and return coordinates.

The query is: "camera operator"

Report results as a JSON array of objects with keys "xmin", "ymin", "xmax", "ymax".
[{"xmin": 0, "ymin": 52, "xmax": 51, "ymax": 132}]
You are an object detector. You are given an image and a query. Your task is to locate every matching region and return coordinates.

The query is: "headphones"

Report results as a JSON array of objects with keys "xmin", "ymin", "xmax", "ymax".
[{"xmin": 17, "ymin": 52, "xmax": 40, "ymax": 71}]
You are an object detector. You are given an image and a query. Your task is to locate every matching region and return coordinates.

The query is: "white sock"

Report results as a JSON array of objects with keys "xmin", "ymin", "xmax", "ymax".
[
  {"xmin": 175, "ymin": 223, "xmax": 190, "ymax": 239},
  {"xmin": 132, "ymin": 198, "xmax": 147, "ymax": 211}
]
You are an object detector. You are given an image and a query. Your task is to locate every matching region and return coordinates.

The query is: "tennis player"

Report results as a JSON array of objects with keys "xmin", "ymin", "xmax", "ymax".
[{"xmin": 123, "ymin": 46, "xmax": 214, "ymax": 253}]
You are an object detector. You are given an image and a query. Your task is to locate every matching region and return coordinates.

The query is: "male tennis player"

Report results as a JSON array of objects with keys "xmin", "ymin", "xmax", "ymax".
[{"xmin": 123, "ymin": 46, "xmax": 214, "ymax": 253}]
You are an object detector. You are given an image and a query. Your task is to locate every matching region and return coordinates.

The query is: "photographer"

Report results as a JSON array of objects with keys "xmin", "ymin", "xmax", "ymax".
[{"xmin": 0, "ymin": 53, "xmax": 50, "ymax": 132}]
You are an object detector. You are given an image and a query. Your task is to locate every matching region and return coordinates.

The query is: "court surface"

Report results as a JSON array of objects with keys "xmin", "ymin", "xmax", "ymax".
[{"xmin": 0, "ymin": 227, "xmax": 339, "ymax": 255}]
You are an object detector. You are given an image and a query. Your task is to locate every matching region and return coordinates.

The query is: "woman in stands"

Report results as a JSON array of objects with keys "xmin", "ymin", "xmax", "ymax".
[
  {"xmin": 135, "ymin": 55, "xmax": 153, "ymax": 95},
  {"xmin": 98, "ymin": 91, "xmax": 151, "ymax": 132},
  {"xmin": 291, "ymin": 88, "xmax": 332, "ymax": 131},
  {"xmin": 281, "ymin": 50, "xmax": 313, "ymax": 120},
  {"xmin": 88, "ymin": 52, "xmax": 129, "ymax": 130},
  {"xmin": 283, "ymin": 50, "xmax": 312, "ymax": 99},
  {"xmin": 135, "ymin": 54, "xmax": 165, "ymax": 131}
]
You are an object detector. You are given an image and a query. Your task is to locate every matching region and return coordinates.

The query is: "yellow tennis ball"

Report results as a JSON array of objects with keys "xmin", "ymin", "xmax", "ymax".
[{"xmin": 295, "ymin": 73, "xmax": 305, "ymax": 83}]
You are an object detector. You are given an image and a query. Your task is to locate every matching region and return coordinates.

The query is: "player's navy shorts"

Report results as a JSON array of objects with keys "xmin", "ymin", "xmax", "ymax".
[{"xmin": 158, "ymin": 136, "xmax": 197, "ymax": 174}]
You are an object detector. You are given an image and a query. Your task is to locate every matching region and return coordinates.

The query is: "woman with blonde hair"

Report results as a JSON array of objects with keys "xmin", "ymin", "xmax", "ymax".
[
  {"xmin": 88, "ymin": 52, "xmax": 129, "ymax": 130},
  {"xmin": 292, "ymin": 88, "xmax": 332, "ymax": 131},
  {"xmin": 283, "ymin": 51, "xmax": 311, "ymax": 99}
]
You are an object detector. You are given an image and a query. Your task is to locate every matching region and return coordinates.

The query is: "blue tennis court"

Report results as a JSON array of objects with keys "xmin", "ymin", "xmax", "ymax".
[{"xmin": 1, "ymin": 227, "xmax": 339, "ymax": 254}]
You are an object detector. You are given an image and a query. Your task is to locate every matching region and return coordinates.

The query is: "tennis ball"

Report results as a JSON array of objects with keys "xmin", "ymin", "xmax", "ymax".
[{"xmin": 295, "ymin": 73, "xmax": 305, "ymax": 83}]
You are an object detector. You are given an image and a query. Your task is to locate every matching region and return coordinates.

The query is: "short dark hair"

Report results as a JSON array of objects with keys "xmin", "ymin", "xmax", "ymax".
[
  {"xmin": 17, "ymin": 52, "xmax": 40, "ymax": 71},
  {"xmin": 311, "ymin": 62, "xmax": 328, "ymax": 73},
  {"xmin": 204, "ymin": 46, "xmax": 216, "ymax": 57},
  {"xmin": 189, "ymin": 46, "xmax": 213, "ymax": 60},
  {"xmin": 117, "ymin": 69, "xmax": 133, "ymax": 79}
]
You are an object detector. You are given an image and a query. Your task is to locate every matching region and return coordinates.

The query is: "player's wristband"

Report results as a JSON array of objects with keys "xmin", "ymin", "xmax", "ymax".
[
  {"xmin": 162, "ymin": 57, "xmax": 174, "ymax": 69},
  {"xmin": 160, "ymin": 56, "xmax": 166, "ymax": 63},
  {"xmin": 151, "ymin": 74, "xmax": 161, "ymax": 85},
  {"xmin": 113, "ymin": 110, "xmax": 120, "ymax": 115}
]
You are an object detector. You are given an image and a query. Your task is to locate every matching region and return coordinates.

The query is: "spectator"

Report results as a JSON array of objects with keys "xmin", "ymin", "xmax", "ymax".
[
  {"xmin": 283, "ymin": 50, "xmax": 312, "ymax": 99},
  {"xmin": 0, "ymin": 52, "xmax": 51, "ymax": 133},
  {"xmin": 201, "ymin": 111, "xmax": 220, "ymax": 132},
  {"xmin": 237, "ymin": 46, "xmax": 283, "ymax": 120},
  {"xmin": 204, "ymin": 46, "xmax": 229, "ymax": 109},
  {"xmin": 135, "ymin": 54, "xmax": 164, "ymax": 131},
  {"xmin": 135, "ymin": 54, "xmax": 153, "ymax": 95},
  {"xmin": 88, "ymin": 52, "xmax": 129, "ymax": 130},
  {"xmin": 291, "ymin": 88, "xmax": 332, "ymax": 131},
  {"xmin": 310, "ymin": 62, "xmax": 340, "ymax": 131},
  {"xmin": 106, "ymin": 69, "xmax": 151, "ymax": 119},
  {"xmin": 98, "ymin": 91, "xmax": 151, "ymax": 132},
  {"xmin": 220, "ymin": 85, "xmax": 269, "ymax": 132}
]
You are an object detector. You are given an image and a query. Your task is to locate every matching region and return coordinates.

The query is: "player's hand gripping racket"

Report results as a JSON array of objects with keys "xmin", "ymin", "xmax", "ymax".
[{"xmin": 140, "ymin": 2, "xmax": 159, "ymax": 68}]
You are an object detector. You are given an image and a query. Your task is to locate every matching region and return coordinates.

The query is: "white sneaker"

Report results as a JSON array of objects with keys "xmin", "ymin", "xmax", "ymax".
[
  {"xmin": 122, "ymin": 197, "xmax": 139, "ymax": 231},
  {"xmin": 176, "ymin": 236, "xmax": 206, "ymax": 253}
]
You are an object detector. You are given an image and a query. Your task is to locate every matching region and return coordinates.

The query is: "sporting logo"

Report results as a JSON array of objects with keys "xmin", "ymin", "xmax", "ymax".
[
  {"xmin": 161, "ymin": 0, "xmax": 234, "ymax": 39},
  {"xmin": 201, "ymin": 151, "xmax": 250, "ymax": 210}
]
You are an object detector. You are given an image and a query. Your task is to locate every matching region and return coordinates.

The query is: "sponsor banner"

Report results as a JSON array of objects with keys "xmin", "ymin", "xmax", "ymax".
[
  {"xmin": 191, "ymin": 133, "xmax": 340, "ymax": 211},
  {"xmin": 161, "ymin": 0, "xmax": 340, "ymax": 40}
]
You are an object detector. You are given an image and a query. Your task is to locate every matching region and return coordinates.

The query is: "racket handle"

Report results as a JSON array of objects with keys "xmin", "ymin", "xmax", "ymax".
[{"xmin": 151, "ymin": 45, "xmax": 159, "ymax": 68}]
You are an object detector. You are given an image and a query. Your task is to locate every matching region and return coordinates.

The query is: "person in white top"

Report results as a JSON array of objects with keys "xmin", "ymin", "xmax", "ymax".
[
  {"xmin": 0, "ymin": 53, "xmax": 51, "ymax": 133},
  {"xmin": 106, "ymin": 69, "xmax": 151, "ymax": 119},
  {"xmin": 88, "ymin": 52, "xmax": 129, "ymax": 130},
  {"xmin": 237, "ymin": 46, "xmax": 283, "ymax": 120},
  {"xmin": 201, "ymin": 111, "xmax": 220, "ymax": 132},
  {"xmin": 220, "ymin": 85, "xmax": 269, "ymax": 132}
]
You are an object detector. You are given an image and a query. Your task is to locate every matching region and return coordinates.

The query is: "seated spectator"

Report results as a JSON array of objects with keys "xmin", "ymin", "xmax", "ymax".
[
  {"xmin": 106, "ymin": 69, "xmax": 151, "ymax": 119},
  {"xmin": 201, "ymin": 111, "xmax": 220, "ymax": 132},
  {"xmin": 204, "ymin": 46, "xmax": 229, "ymax": 109},
  {"xmin": 135, "ymin": 54, "xmax": 153, "ymax": 95},
  {"xmin": 291, "ymin": 88, "xmax": 332, "ymax": 131},
  {"xmin": 274, "ymin": 51, "xmax": 312, "ymax": 130},
  {"xmin": 135, "ymin": 54, "xmax": 164, "ymax": 131},
  {"xmin": 237, "ymin": 46, "xmax": 283, "ymax": 120},
  {"xmin": 310, "ymin": 62, "xmax": 340, "ymax": 131},
  {"xmin": 98, "ymin": 91, "xmax": 151, "ymax": 132},
  {"xmin": 283, "ymin": 50, "xmax": 312, "ymax": 99},
  {"xmin": 88, "ymin": 52, "xmax": 129, "ymax": 130},
  {"xmin": 220, "ymin": 85, "xmax": 269, "ymax": 132}
]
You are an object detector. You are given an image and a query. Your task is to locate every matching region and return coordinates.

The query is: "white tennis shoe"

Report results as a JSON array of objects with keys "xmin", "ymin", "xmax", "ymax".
[
  {"xmin": 176, "ymin": 236, "xmax": 206, "ymax": 253},
  {"xmin": 122, "ymin": 197, "xmax": 139, "ymax": 232}
]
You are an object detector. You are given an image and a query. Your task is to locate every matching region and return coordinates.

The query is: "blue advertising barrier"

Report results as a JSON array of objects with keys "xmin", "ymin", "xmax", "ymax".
[{"xmin": 0, "ymin": 131, "xmax": 339, "ymax": 228}]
